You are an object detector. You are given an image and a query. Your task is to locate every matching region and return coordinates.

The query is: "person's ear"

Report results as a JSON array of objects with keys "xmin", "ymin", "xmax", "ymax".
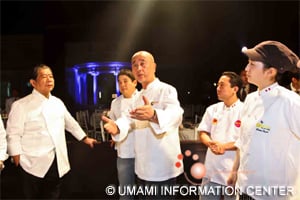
[
  {"xmin": 291, "ymin": 77, "xmax": 297, "ymax": 84},
  {"xmin": 233, "ymin": 86, "xmax": 239, "ymax": 93},
  {"xmin": 270, "ymin": 67, "xmax": 277, "ymax": 75},
  {"xmin": 265, "ymin": 67, "xmax": 277, "ymax": 77},
  {"xmin": 29, "ymin": 79, "xmax": 36, "ymax": 88}
]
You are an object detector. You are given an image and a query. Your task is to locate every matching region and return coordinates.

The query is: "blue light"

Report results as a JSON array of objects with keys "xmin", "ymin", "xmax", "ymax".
[{"xmin": 66, "ymin": 61, "xmax": 131, "ymax": 107}]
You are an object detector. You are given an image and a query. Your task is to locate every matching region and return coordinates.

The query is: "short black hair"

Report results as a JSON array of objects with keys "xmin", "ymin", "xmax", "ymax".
[
  {"xmin": 290, "ymin": 68, "xmax": 300, "ymax": 80},
  {"xmin": 117, "ymin": 69, "xmax": 135, "ymax": 81},
  {"xmin": 31, "ymin": 64, "xmax": 52, "ymax": 80},
  {"xmin": 222, "ymin": 71, "xmax": 243, "ymax": 98}
]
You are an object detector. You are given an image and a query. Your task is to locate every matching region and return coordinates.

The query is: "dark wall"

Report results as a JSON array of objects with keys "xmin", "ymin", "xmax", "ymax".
[{"xmin": 1, "ymin": 1, "xmax": 299, "ymax": 107}]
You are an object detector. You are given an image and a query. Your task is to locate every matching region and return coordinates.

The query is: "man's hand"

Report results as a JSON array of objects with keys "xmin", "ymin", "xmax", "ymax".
[
  {"xmin": 227, "ymin": 170, "xmax": 238, "ymax": 187},
  {"xmin": 0, "ymin": 160, "xmax": 5, "ymax": 171},
  {"xmin": 208, "ymin": 141, "xmax": 225, "ymax": 155},
  {"xmin": 101, "ymin": 116, "xmax": 119, "ymax": 135},
  {"xmin": 130, "ymin": 96, "xmax": 156, "ymax": 121},
  {"xmin": 12, "ymin": 155, "xmax": 20, "ymax": 167},
  {"xmin": 109, "ymin": 139, "xmax": 115, "ymax": 148},
  {"xmin": 82, "ymin": 137, "xmax": 98, "ymax": 148}
]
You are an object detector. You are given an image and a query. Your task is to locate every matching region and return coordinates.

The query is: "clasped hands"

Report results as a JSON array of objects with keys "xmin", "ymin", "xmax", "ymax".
[
  {"xmin": 208, "ymin": 141, "xmax": 225, "ymax": 155},
  {"xmin": 102, "ymin": 96, "xmax": 155, "ymax": 135}
]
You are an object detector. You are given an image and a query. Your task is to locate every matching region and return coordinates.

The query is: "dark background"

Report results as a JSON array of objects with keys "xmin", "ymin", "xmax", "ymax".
[
  {"xmin": 0, "ymin": 2, "xmax": 299, "ymax": 198},
  {"xmin": 1, "ymin": 1, "xmax": 299, "ymax": 108}
]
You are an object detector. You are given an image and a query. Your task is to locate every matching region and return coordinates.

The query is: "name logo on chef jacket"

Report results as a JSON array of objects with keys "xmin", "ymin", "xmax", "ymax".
[{"xmin": 255, "ymin": 120, "xmax": 271, "ymax": 133}]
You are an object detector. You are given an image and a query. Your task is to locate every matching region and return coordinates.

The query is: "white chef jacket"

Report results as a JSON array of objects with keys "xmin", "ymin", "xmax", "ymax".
[
  {"xmin": 112, "ymin": 78, "xmax": 184, "ymax": 181},
  {"xmin": 236, "ymin": 83, "xmax": 300, "ymax": 200},
  {"xmin": 109, "ymin": 90, "xmax": 138, "ymax": 158},
  {"xmin": 6, "ymin": 89, "xmax": 86, "ymax": 178},
  {"xmin": 0, "ymin": 119, "xmax": 8, "ymax": 161},
  {"xmin": 197, "ymin": 100, "xmax": 243, "ymax": 186}
]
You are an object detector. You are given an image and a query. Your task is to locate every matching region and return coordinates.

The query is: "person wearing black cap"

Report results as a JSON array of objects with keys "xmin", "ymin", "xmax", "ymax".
[{"xmin": 227, "ymin": 41, "xmax": 300, "ymax": 200}]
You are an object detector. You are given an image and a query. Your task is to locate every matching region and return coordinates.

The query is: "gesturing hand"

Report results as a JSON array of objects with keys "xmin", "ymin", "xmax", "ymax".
[
  {"xmin": 130, "ymin": 96, "xmax": 155, "ymax": 121},
  {"xmin": 101, "ymin": 116, "xmax": 119, "ymax": 135}
]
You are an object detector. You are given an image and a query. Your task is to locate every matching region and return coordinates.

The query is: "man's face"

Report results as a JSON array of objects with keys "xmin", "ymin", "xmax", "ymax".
[
  {"xmin": 118, "ymin": 75, "xmax": 137, "ymax": 98},
  {"xmin": 131, "ymin": 53, "xmax": 156, "ymax": 88},
  {"xmin": 240, "ymin": 70, "xmax": 248, "ymax": 85},
  {"xmin": 216, "ymin": 75, "xmax": 236, "ymax": 101},
  {"xmin": 31, "ymin": 67, "xmax": 55, "ymax": 97},
  {"xmin": 292, "ymin": 77, "xmax": 300, "ymax": 90}
]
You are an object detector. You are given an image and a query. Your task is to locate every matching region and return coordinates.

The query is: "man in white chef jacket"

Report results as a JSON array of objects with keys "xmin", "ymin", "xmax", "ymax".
[
  {"xmin": 6, "ymin": 64, "xmax": 97, "ymax": 199},
  {"xmin": 102, "ymin": 51, "xmax": 184, "ymax": 199}
]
